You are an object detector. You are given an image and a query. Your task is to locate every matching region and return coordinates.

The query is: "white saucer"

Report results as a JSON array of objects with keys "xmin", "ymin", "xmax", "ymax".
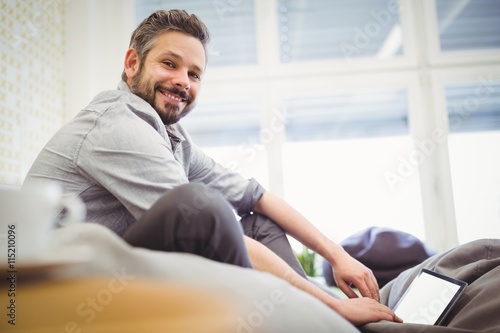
[
  {"xmin": 1, "ymin": 248, "xmax": 92, "ymax": 275},
  {"xmin": 2, "ymin": 259, "xmax": 85, "ymax": 275}
]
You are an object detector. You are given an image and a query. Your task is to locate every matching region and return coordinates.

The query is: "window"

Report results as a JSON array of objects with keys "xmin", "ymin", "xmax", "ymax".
[
  {"xmin": 136, "ymin": 0, "xmax": 258, "ymax": 67},
  {"xmin": 181, "ymin": 99, "xmax": 269, "ymax": 187},
  {"xmin": 446, "ymin": 80, "xmax": 500, "ymax": 133},
  {"xmin": 282, "ymin": 88, "xmax": 425, "ymax": 243},
  {"xmin": 134, "ymin": 0, "xmax": 500, "ymax": 251},
  {"xmin": 436, "ymin": 0, "xmax": 500, "ymax": 53},
  {"xmin": 278, "ymin": 0, "xmax": 403, "ymax": 62},
  {"xmin": 445, "ymin": 80, "xmax": 500, "ymax": 244},
  {"xmin": 284, "ymin": 88, "xmax": 408, "ymax": 141},
  {"xmin": 181, "ymin": 99, "xmax": 261, "ymax": 147}
]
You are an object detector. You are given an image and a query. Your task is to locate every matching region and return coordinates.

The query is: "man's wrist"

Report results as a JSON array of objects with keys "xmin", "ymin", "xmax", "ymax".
[{"xmin": 321, "ymin": 240, "xmax": 348, "ymax": 267}]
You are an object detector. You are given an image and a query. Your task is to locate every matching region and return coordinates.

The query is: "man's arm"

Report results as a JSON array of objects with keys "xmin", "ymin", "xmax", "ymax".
[
  {"xmin": 244, "ymin": 236, "xmax": 401, "ymax": 325},
  {"xmin": 253, "ymin": 191, "xmax": 380, "ymax": 302}
]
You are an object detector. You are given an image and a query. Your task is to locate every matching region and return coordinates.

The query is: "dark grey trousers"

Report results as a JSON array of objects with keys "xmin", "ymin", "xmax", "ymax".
[{"xmin": 122, "ymin": 183, "xmax": 306, "ymax": 277}]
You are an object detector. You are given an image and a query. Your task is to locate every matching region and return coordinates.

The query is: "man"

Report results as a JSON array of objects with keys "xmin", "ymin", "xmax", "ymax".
[{"xmin": 24, "ymin": 9, "xmax": 400, "ymax": 325}]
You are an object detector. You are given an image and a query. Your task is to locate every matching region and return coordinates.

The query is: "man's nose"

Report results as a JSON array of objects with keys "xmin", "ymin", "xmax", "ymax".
[{"xmin": 173, "ymin": 71, "xmax": 190, "ymax": 91}]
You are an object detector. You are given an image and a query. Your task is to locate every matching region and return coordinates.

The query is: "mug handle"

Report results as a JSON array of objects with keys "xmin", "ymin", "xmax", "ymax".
[{"xmin": 59, "ymin": 195, "xmax": 86, "ymax": 226}]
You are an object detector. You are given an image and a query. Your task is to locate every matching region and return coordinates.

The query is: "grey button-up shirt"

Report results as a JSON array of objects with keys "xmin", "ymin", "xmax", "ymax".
[{"xmin": 24, "ymin": 81, "xmax": 264, "ymax": 235}]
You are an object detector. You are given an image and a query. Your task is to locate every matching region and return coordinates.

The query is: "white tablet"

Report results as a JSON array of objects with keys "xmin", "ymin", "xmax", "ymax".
[{"xmin": 392, "ymin": 268, "xmax": 467, "ymax": 325}]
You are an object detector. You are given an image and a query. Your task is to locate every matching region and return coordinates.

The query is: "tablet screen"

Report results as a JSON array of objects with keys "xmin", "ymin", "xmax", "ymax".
[{"xmin": 392, "ymin": 269, "xmax": 467, "ymax": 325}]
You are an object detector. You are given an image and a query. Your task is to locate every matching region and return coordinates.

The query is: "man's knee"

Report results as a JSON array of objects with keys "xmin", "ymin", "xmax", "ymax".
[
  {"xmin": 166, "ymin": 183, "xmax": 233, "ymax": 224},
  {"xmin": 127, "ymin": 183, "xmax": 250, "ymax": 267}
]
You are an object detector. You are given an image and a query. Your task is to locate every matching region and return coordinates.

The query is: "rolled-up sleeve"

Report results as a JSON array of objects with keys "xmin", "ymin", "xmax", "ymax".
[{"xmin": 237, "ymin": 177, "xmax": 265, "ymax": 216}]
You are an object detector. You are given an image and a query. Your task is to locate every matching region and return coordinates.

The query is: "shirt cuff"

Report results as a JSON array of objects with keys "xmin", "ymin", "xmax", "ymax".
[{"xmin": 237, "ymin": 178, "xmax": 265, "ymax": 216}]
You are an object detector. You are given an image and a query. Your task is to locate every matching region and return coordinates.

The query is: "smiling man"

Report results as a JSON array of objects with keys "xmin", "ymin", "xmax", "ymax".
[
  {"xmin": 125, "ymin": 30, "xmax": 203, "ymax": 125},
  {"xmin": 23, "ymin": 9, "xmax": 400, "ymax": 326}
]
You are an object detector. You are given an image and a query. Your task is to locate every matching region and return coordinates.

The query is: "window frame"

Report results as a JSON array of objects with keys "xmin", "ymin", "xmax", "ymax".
[
  {"xmin": 422, "ymin": 0, "xmax": 500, "ymax": 67},
  {"xmin": 199, "ymin": 0, "xmax": 500, "ymax": 252},
  {"xmin": 126, "ymin": 0, "xmax": 500, "ymax": 251}
]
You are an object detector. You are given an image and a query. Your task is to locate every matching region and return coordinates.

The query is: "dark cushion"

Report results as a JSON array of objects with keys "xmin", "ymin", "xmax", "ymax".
[{"xmin": 323, "ymin": 227, "xmax": 436, "ymax": 288}]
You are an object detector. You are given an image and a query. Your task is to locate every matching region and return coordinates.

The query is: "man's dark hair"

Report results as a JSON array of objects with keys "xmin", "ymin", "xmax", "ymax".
[{"xmin": 121, "ymin": 9, "xmax": 210, "ymax": 81}]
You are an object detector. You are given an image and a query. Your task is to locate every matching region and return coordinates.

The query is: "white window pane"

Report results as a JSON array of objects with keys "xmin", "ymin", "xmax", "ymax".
[
  {"xmin": 135, "ymin": 0, "xmax": 257, "ymax": 67},
  {"xmin": 436, "ymin": 0, "xmax": 500, "ymax": 53},
  {"xmin": 181, "ymin": 99, "xmax": 269, "ymax": 187},
  {"xmin": 278, "ymin": 0, "xmax": 403, "ymax": 62},
  {"xmin": 283, "ymin": 138, "xmax": 425, "ymax": 244},
  {"xmin": 446, "ymin": 80, "xmax": 500, "ymax": 243},
  {"xmin": 448, "ymin": 131, "xmax": 500, "ymax": 243},
  {"xmin": 282, "ymin": 88, "xmax": 425, "ymax": 244},
  {"xmin": 199, "ymin": 145, "xmax": 269, "ymax": 190}
]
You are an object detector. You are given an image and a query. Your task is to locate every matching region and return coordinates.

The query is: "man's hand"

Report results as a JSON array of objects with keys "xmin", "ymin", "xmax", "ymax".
[
  {"xmin": 330, "ymin": 249, "xmax": 380, "ymax": 302},
  {"xmin": 327, "ymin": 297, "xmax": 403, "ymax": 326},
  {"xmin": 253, "ymin": 192, "xmax": 381, "ymax": 301},
  {"xmin": 244, "ymin": 236, "xmax": 401, "ymax": 326}
]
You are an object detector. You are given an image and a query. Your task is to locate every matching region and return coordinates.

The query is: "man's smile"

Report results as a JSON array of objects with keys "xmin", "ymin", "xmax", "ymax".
[{"xmin": 158, "ymin": 88, "xmax": 187, "ymax": 105}]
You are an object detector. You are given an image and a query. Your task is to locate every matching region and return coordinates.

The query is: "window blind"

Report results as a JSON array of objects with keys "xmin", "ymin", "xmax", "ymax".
[
  {"xmin": 135, "ymin": 0, "xmax": 258, "ymax": 67},
  {"xmin": 284, "ymin": 88, "xmax": 408, "ymax": 141},
  {"xmin": 180, "ymin": 99, "xmax": 261, "ymax": 147},
  {"xmin": 277, "ymin": 0, "xmax": 403, "ymax": 62},
  {"xmin": 436, "ymin": 0, "xmax": 500, "ymax": 52},
  {"xmin": 446, "ymin": 80, "xmax": 500, "ymax": 132}
]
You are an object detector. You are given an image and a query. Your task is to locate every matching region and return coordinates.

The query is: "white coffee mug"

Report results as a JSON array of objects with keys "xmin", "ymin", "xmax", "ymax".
[{"xmin": 0, "ymin": 182, "xmax": 85, "ymax": 264}]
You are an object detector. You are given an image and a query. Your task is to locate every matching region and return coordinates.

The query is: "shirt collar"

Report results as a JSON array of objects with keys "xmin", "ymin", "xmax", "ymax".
[
  {"xmin": 118, "ymin": 80, "xmax": 131, "ymax": 92},
  {"xmin": 117, "ymin": 80, "xmax": 187, "ymax": 147}
]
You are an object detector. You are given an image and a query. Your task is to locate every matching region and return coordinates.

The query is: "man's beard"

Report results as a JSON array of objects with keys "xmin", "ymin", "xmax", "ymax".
[{"xmin": 129, "ymin": 70, "xmax": 195, "ymax": 125}]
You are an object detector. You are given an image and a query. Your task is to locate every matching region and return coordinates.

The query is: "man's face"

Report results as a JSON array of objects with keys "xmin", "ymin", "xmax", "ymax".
[{"xmin": 126, "ymin": 31, "xmax": 206, "ymax": 125}]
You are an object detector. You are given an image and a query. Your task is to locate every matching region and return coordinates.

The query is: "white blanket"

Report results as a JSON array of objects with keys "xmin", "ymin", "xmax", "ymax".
[{"xmin": 49, "ymin": 223, "xmax": 360, "ymax": 333}]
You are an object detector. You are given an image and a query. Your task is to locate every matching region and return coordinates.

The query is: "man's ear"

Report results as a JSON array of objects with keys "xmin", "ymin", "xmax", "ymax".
[{"xmin": 124, "ymin": 48, "xmax": 140, "ymax": 80}]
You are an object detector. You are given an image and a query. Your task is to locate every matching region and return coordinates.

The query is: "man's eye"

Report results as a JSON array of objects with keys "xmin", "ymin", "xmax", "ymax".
[
  {"xmin": 163, "ymin": 61, "xmax": 175, "ymax": 68},
  {"xmin": 190, "ymin": 72, "xmax": 201, "ymax": 80}
]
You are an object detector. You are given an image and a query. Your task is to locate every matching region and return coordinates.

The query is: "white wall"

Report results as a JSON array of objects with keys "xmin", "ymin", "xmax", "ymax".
[
  {"xmin": 0, "ymin": 0, "xmax": 65, "ymax": 184},
  {"xmin": 64, "ymin": 0, "xmax": 135, "ymax": 120}
]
